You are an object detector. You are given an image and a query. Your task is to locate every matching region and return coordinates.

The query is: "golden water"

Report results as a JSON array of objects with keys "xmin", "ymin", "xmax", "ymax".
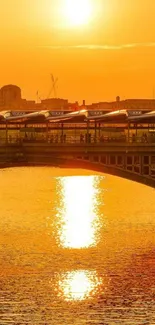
[{"xmin": 0, "ymin": 167, "xmax": 155, "ymax": 324}]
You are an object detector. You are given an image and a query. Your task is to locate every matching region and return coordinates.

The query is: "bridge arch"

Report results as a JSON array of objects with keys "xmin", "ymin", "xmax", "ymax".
[
  {"xmin": 55, "ymin": 157, "xmax": 155, "ymax": 188},
  {"xmin": 1, "ymin": 142, "xmax": 155, "ymax": 188}
]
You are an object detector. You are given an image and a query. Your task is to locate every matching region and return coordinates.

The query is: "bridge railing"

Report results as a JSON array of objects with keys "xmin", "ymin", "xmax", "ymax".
[{"xmin": 0, "ymin": 134, "xmax": 155, "ymax": 145}]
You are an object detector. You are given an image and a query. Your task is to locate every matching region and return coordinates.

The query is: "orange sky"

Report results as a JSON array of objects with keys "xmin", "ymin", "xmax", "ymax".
[{"xmin": 0, "ymin": 0, "xmax": 155, "ymax": 103}]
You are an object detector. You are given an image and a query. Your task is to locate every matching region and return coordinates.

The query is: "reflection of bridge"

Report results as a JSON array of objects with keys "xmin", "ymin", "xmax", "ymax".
[{"xmin": 1, "ymin": 109, "xmax": 155, "ymax": 186}]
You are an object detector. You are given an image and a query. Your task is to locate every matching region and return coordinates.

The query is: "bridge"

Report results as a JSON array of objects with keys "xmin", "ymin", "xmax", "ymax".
[{"xmin": 0, "ymin": 108, "xmax": 155, "ymax": 187}]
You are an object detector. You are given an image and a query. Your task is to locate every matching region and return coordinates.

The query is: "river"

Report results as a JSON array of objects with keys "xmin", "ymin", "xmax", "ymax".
[{"xmin": 0, "ymin": 167, "xmax": 155, "ymax": 324}]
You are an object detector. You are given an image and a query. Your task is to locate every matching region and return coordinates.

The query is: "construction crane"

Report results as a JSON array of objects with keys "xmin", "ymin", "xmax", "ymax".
[
  {"xmin": 47, "ymin": 74, "xmax": 58, "ymax": 99},
  {"xmin": 36, "ymin": 90, "xmax": 42, "ymax": 103}
]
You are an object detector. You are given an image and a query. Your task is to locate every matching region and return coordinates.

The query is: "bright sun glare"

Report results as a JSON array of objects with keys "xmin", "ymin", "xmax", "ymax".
[
  {"xmin": 58, "ymin": 176, "xmax": 99, "ymax": 249},
  {"xmin": 63, "ymin": 0, "xmax": 93, "ymax": 27},
  {"xmin": 59, "ymin": 270, "xmax": 101, "ymax": 301}
]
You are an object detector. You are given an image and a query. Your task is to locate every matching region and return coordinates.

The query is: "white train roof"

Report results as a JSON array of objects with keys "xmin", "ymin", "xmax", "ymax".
[{"xmin": 0, "ymin": 109, "xmax": 154, "ymax": 123}]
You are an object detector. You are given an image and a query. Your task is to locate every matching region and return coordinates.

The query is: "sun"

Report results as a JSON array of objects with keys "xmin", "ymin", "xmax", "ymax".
[{"xmin": 63, "ymin": 0, "xmax": 93, "ymax": 27}]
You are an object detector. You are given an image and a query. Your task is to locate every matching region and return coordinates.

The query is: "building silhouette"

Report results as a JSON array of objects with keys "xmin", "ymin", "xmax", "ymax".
[
  {"xmin": 1, "ymin": 84, "xmax": 155, "ymax": 111},
  {"xmin": 0, "ymin": 85, "xmax": 21, "ymax": 109}
]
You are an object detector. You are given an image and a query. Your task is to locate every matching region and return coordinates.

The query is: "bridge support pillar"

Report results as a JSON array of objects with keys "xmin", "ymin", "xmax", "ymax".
[
  {"xmin": 127, "ymin": 122, "xmax": 130, "ymax": 143},
  {"xmin": 46, "ymin": 122, "xmax": 49, "ymax": 142},
  {"xmin": 99, "ymin": 123, "xmax": 101, "ymax": 139},
  {"xmin": 94, "ymin": 122, "xmax": 97, "ymax": 143},
  {"xmin": 87, "ymin": 121, "xmax": 89, "ymax": 143},
  {"xmin": 61, "ymin": 123, "xmax": 64, "ymax": 136},
  {"xmin": 101, "ymin": 155, "xmax": 107, "ymax": 165},
  {"xmin": 6, "ymin": 122, "xmax": 8, "ymax": 144},
  {"xmin": 141, "ymin": 155, "xmax": 152, "ymax": 177}
]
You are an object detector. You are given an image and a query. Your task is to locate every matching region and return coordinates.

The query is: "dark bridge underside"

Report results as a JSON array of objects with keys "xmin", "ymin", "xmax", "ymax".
[
  {"xmin": 59, "ymin": 159, "xmax": 155, "ymax": 188},
  {"xmin": 1, "ymin": 143, "xmax": 155, "ymax": 188},
  {"xmin": 1, "ymin": 157, "xmax": 155, "ymax": 188}
]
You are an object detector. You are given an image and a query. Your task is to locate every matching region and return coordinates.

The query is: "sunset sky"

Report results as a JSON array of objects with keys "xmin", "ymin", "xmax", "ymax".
[{"xmin": 0, "ymin": 0, "xmax": 155, "ymax": 103}]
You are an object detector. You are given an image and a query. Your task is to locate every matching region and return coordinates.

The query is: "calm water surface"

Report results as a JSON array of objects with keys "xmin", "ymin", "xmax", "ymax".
[{"xmin": 0, "ymin": 167, "xmax": 155, "ymax": 324}]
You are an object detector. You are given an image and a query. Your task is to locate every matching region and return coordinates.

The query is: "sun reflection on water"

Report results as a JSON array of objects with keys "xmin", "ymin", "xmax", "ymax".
[
  {"xmin": 58, "ymin": 270, "xmax": 101, "ymax": 301},
  {"xmin": 56, "ymin": 176, "xmax": 101, "ymax": 249}
]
